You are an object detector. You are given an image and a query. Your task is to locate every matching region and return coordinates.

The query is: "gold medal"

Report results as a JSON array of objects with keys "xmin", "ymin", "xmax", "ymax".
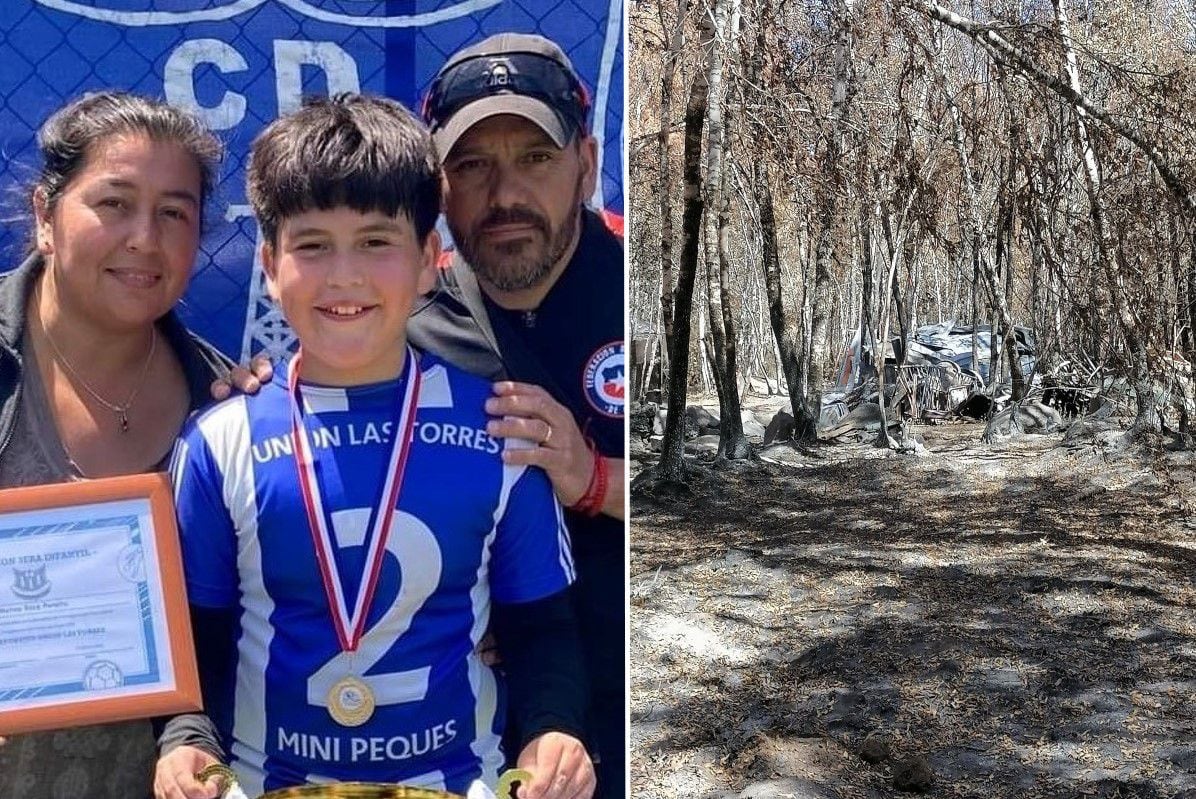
[
  {"xmin": 327, "ymin": 675, "xmax": 375, "ymax": 727},
  {"xmin": 497, "ymin": 769, "xmax": 534, "ymax": 798}
]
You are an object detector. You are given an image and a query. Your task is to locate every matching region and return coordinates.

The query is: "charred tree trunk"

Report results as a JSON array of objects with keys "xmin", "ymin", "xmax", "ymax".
[
  {"xmin": 1185, "ymin": 225, "xmax": 1196, "ymax": 441},
  {"xmin": 971, "ymin": 237, "xmax": 980, "ymax": 382},
  {"xmin": 874, "ymin": 212, "xmax": 903, "ymax": 448},
  {"xmin": 656, "ymin": 68, "xmax": 708, "ymax": 481},
  {"xmin": 744, "ymin": 0, "xmax": 817, "ymax": 441},
  {"xmin": 855, "ymin": 204, "xmax": 874, "ymax": 387},
  {"xmin": 699, "ymin": 0, "xmax": 748, "ymax": 459},
  {"xmin": 716, "ymin": 188, "xmax": 750, "ymax": 457},
  {"xmin": 656, "ymin": 0, "xmax": 691, "ymax": 398},
  {"xmin": 759, "ymin": 160, "xmax": 818, "ymax": 440},
  {"xmin": 704, "ymin": 223, "xmax": 730, "ymax": 420},
  {"xmin": 994, "ymin": 142, "xmax": 1027, "ymax": 400},
  {"xmin": 809, "ymin": 0, "xmax": 854, "ymax": 382}
]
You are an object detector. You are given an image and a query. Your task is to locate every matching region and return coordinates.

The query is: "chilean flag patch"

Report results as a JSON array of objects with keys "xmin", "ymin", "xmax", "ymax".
[{"xmin": 582, "ymin": 341, "xmax": 625, "ymax": 418}]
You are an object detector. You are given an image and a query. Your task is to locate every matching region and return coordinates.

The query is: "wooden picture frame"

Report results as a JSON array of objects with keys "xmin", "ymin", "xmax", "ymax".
[{"xmin": 0, "ymin": 472, "xmax": 201, "ymax": 734}]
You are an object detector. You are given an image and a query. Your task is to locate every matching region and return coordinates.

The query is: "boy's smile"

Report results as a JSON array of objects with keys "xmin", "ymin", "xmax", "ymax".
[
  {"xmin": 320, "ymin": 304, "xmax": 372, "ymax": 318},
  {"xmin": 262, "ymin": 207, "xmax": 440, "ymax": 386}
]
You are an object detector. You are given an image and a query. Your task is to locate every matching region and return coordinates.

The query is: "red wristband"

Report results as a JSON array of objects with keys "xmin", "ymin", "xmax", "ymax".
[{"xmin": 569, "ymin": 439, "xmax": 607, "ymax": 517}]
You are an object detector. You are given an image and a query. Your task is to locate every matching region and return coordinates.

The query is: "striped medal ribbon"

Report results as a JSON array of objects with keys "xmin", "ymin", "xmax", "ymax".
[{"xmin": 288, "ymin": 346, "xmax": 422, "ymax": 727}]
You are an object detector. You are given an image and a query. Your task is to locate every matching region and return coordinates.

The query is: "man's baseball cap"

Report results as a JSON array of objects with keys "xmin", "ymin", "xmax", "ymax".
[{"xmin": 422, "ymin": 33, "xmax": 591, "ymax": 158}]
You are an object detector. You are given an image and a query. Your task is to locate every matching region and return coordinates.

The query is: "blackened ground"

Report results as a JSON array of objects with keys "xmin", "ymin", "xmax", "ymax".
[{"xmin": 631, "ymin": 422, "xmax": 1196, "ymax": 799}]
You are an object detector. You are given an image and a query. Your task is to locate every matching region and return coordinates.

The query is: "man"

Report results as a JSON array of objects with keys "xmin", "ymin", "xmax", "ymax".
[{"xmin": 409, "ymin": 32, "xmax": 626, "ymax": 799}]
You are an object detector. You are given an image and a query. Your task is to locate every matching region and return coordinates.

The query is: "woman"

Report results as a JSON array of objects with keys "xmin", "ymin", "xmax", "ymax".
[{"xmin": 0, "ymin": 92, "xmax": 233, "ymax": 799}]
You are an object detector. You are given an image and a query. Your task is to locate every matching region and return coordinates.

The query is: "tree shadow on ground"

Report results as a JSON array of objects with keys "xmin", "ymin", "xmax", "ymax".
[{"xmin": 632, "ymin": 440, "xmax": 1196, "ymax": 797}]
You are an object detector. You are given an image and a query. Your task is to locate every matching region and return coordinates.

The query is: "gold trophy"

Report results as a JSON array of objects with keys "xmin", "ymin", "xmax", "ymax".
[{"xmin": 196, "ymin": 764, "xmax": 534, "ymax": 799}]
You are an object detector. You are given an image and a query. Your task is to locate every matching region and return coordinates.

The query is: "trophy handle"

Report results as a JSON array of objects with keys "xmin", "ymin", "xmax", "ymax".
[
  {"xmin": 196, "ymin": 763, "xmax": 243, "ymax": 799},
  {"xmin": 495, "ymin": 769, "xmax": 534, "ymax": 799}
]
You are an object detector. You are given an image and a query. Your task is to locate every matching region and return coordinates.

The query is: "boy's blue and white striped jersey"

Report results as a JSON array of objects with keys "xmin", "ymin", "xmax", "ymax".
[{"xmin": 170, "ymin": 352, "xmax": 574, "ymax": 797}]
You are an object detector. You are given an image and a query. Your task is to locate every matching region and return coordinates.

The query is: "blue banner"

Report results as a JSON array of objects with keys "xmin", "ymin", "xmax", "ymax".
[{"xmin": 0, "ymin": 0, "xmax": 624, "ymax": 359}]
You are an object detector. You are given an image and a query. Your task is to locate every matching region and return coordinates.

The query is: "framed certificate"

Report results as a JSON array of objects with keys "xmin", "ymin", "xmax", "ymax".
[{"xmin": 0, "ymin": 473, "xmax": 201, "ymax": 734}]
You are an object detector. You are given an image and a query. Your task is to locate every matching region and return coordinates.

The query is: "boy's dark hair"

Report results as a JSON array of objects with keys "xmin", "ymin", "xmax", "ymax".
[
  {"xmin": 247, "ymin": 93, "xmax": 441, "ymax": 245},
  {"xmin": 34, "ymin": 90, "xmax": 221, "ymax": 222}
]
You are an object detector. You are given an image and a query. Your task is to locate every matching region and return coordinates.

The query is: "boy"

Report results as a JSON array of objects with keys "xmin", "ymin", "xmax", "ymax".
[{"xmin": 155, "ymin": 95, "xmax": 593, "ymax": 799}]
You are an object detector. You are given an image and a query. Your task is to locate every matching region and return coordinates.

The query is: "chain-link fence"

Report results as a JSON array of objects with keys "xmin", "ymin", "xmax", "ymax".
[{"xmin": 0, "ymin": 0, "xmax": 623, "ymax": 360}]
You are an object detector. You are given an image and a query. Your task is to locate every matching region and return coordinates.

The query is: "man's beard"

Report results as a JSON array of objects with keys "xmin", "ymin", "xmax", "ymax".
[{"xmin": 450, "ymin": 180, "xmax": 583, "ymax": 293}]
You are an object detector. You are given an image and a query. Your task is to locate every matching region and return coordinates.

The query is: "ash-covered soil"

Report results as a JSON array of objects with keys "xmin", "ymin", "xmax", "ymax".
[{"xmin": 631, "ymin": 421, "xmax": 1196, "ymax": 798}]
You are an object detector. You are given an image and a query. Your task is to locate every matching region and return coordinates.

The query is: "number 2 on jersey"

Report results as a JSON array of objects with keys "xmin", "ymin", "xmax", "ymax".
[{"xmin": 307, "ymin": 511, "xmax": 443, "ymax": 712}]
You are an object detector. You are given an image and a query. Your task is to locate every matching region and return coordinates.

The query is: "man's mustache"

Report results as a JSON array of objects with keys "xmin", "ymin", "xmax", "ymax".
[{"xmin": 477, "ymin": 206, "xmax": 549, "ymax": 234}]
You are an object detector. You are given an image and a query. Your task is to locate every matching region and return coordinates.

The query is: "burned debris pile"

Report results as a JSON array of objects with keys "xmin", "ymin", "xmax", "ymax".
[{"xmin": 631, "ymin": 320, "xmax": 1187, "ymax": 457}]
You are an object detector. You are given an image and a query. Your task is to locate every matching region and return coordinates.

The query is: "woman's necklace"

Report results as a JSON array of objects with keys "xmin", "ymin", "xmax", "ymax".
[{"xmin": 38, "ymin": 305, "xmax": 158, "ymax": 434}]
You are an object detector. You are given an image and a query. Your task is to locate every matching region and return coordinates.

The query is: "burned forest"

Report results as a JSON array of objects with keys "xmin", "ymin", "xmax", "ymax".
[{"xmin": 629, "ymin": 0, "xmax": 1196, "ymax": 795}]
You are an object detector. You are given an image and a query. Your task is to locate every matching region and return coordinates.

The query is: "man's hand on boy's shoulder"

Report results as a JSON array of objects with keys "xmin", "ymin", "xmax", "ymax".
[
  {"xmin": 485, "ymin": 381, "xmax": 625, "ymax": 521},
  {"xmin": 485, "ymin": 382, "xmax": 595, "ymax": 507},
  {"xmin": 515, "ymin": 731, "xmax": 596, "ymax": 799},
  {"xmin": 210, "ymin": 355, "xmax": 274, "ymax": 401},
  {"xmin": 154, "ymin": 744, "xmax": 224, "ymax": 799}
]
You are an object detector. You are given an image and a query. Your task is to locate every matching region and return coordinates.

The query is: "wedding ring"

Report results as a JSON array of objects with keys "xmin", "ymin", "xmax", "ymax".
[{"xmin": 543, "ymin": 424, "xmax": 554, "ymax": 445}]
